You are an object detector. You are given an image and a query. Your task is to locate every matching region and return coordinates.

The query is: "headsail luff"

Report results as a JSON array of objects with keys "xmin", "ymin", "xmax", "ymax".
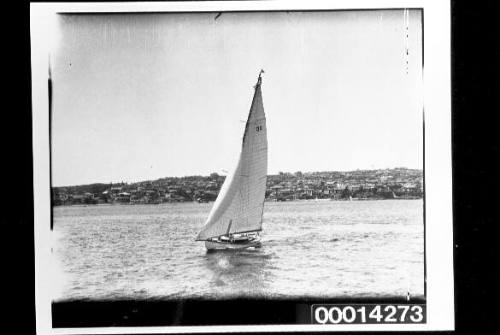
[{"xmin": 196, "ymin": 73, "xmax": 268, "ymax": 241}]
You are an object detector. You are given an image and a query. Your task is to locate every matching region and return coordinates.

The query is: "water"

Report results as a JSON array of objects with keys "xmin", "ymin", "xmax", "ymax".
[{"xmin": 52, "ymin": 200, "xmax": 424, "ymax": 301}]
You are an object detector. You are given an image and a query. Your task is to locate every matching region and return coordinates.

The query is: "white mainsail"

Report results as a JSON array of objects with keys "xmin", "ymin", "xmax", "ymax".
[{"xmin": 196, "ymin": 74, "xmax": 268, "ymax": 241}]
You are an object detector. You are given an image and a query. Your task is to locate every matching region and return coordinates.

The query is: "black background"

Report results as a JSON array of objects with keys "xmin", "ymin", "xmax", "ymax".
[{"xmin": 4, "ymin": 0, "xmax": 499, "ymax": 333}]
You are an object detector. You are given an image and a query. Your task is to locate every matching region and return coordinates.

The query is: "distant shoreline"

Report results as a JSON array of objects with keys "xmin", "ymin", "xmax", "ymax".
[
  {"xmin": 53, "ymin": 197, "xmax": 423, "ymax": 208},
  {"xmin": 52, "ymin": 168, "xmax": 423, "ymax": 207}
]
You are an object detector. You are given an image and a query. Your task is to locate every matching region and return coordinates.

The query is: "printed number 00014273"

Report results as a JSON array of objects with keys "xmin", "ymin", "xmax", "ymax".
[{"xmin": 312, "ymin": 304, "xmax": 426, "ymax": 324}]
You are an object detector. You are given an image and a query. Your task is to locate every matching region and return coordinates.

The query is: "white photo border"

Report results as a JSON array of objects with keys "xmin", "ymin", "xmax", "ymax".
[{"xmin": 31, "ymin": 0, "xmax": 453, "ymax": 333}]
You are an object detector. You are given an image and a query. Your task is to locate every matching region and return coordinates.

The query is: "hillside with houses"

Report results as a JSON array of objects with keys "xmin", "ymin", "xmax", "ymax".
[{"xmin": 52, "ymin": 167, "xmax": 423, "ymax": 206}]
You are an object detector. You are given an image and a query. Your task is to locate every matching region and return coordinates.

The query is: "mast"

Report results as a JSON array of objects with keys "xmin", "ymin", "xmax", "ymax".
[{"xmin": 226, "ymin": 220, "xmax": 233, "ymax": 236}]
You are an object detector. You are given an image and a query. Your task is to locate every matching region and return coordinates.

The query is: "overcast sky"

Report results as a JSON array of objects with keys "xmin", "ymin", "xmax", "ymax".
[{"xmin": 51, "ymin": 10, "xmax": 423, "ymax": 187}]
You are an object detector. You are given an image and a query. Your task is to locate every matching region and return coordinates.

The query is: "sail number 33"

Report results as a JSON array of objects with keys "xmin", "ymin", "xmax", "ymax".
[{"xmin": 311, "ymin": 304, "xmax": 426, "ymax": 324}]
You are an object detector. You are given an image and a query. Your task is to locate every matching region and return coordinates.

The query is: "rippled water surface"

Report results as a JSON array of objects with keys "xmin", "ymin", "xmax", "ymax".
[{"xmin": 53, "ymin": 200, "xmax": 424, "ymax": 300}]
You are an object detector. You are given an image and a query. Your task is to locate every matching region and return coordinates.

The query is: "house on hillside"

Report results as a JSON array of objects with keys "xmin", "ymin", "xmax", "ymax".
[{"xmin": 116, "ymin": 192, "xmax": 130, "ymax": 203}]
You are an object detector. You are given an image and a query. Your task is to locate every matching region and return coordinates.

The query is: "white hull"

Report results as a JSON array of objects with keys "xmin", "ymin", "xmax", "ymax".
[{"xmin": 205, "ymin": 239, "xmax": 262, "ymax": 251}]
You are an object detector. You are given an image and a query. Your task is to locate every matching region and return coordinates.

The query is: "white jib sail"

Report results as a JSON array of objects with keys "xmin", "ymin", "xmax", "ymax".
[{"xmin": 196, "ymin": 75, "xmax": 267, "ymax": 241}]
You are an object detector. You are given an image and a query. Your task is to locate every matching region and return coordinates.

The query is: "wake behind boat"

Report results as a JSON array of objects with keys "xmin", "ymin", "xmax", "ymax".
[{"xmin": 196, "ymin": 70, "xmax": 268, "ymax": 251}]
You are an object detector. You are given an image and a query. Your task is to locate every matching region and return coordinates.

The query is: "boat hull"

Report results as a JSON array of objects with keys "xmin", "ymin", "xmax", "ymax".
[{"xmin": 205, "ymin": 239, "xmax": 262, "ymax": 251}]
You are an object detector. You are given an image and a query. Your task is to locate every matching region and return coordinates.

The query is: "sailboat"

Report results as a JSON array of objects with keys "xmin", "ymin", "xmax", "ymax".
[{"xmin": 196, "ymin": 70, "xmax": 268, "ymax": 251}]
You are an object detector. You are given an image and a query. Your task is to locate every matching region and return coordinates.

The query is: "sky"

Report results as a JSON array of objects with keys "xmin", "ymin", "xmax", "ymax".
[{"xmin": 51, "ymin": 10, "xmax": 423, "ymax": 187}]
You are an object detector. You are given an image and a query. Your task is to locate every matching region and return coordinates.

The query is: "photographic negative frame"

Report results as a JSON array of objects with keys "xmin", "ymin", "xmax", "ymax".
[{"xmin": 31, "ymin": 0, "xmax": 453, "ymax": 333}]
